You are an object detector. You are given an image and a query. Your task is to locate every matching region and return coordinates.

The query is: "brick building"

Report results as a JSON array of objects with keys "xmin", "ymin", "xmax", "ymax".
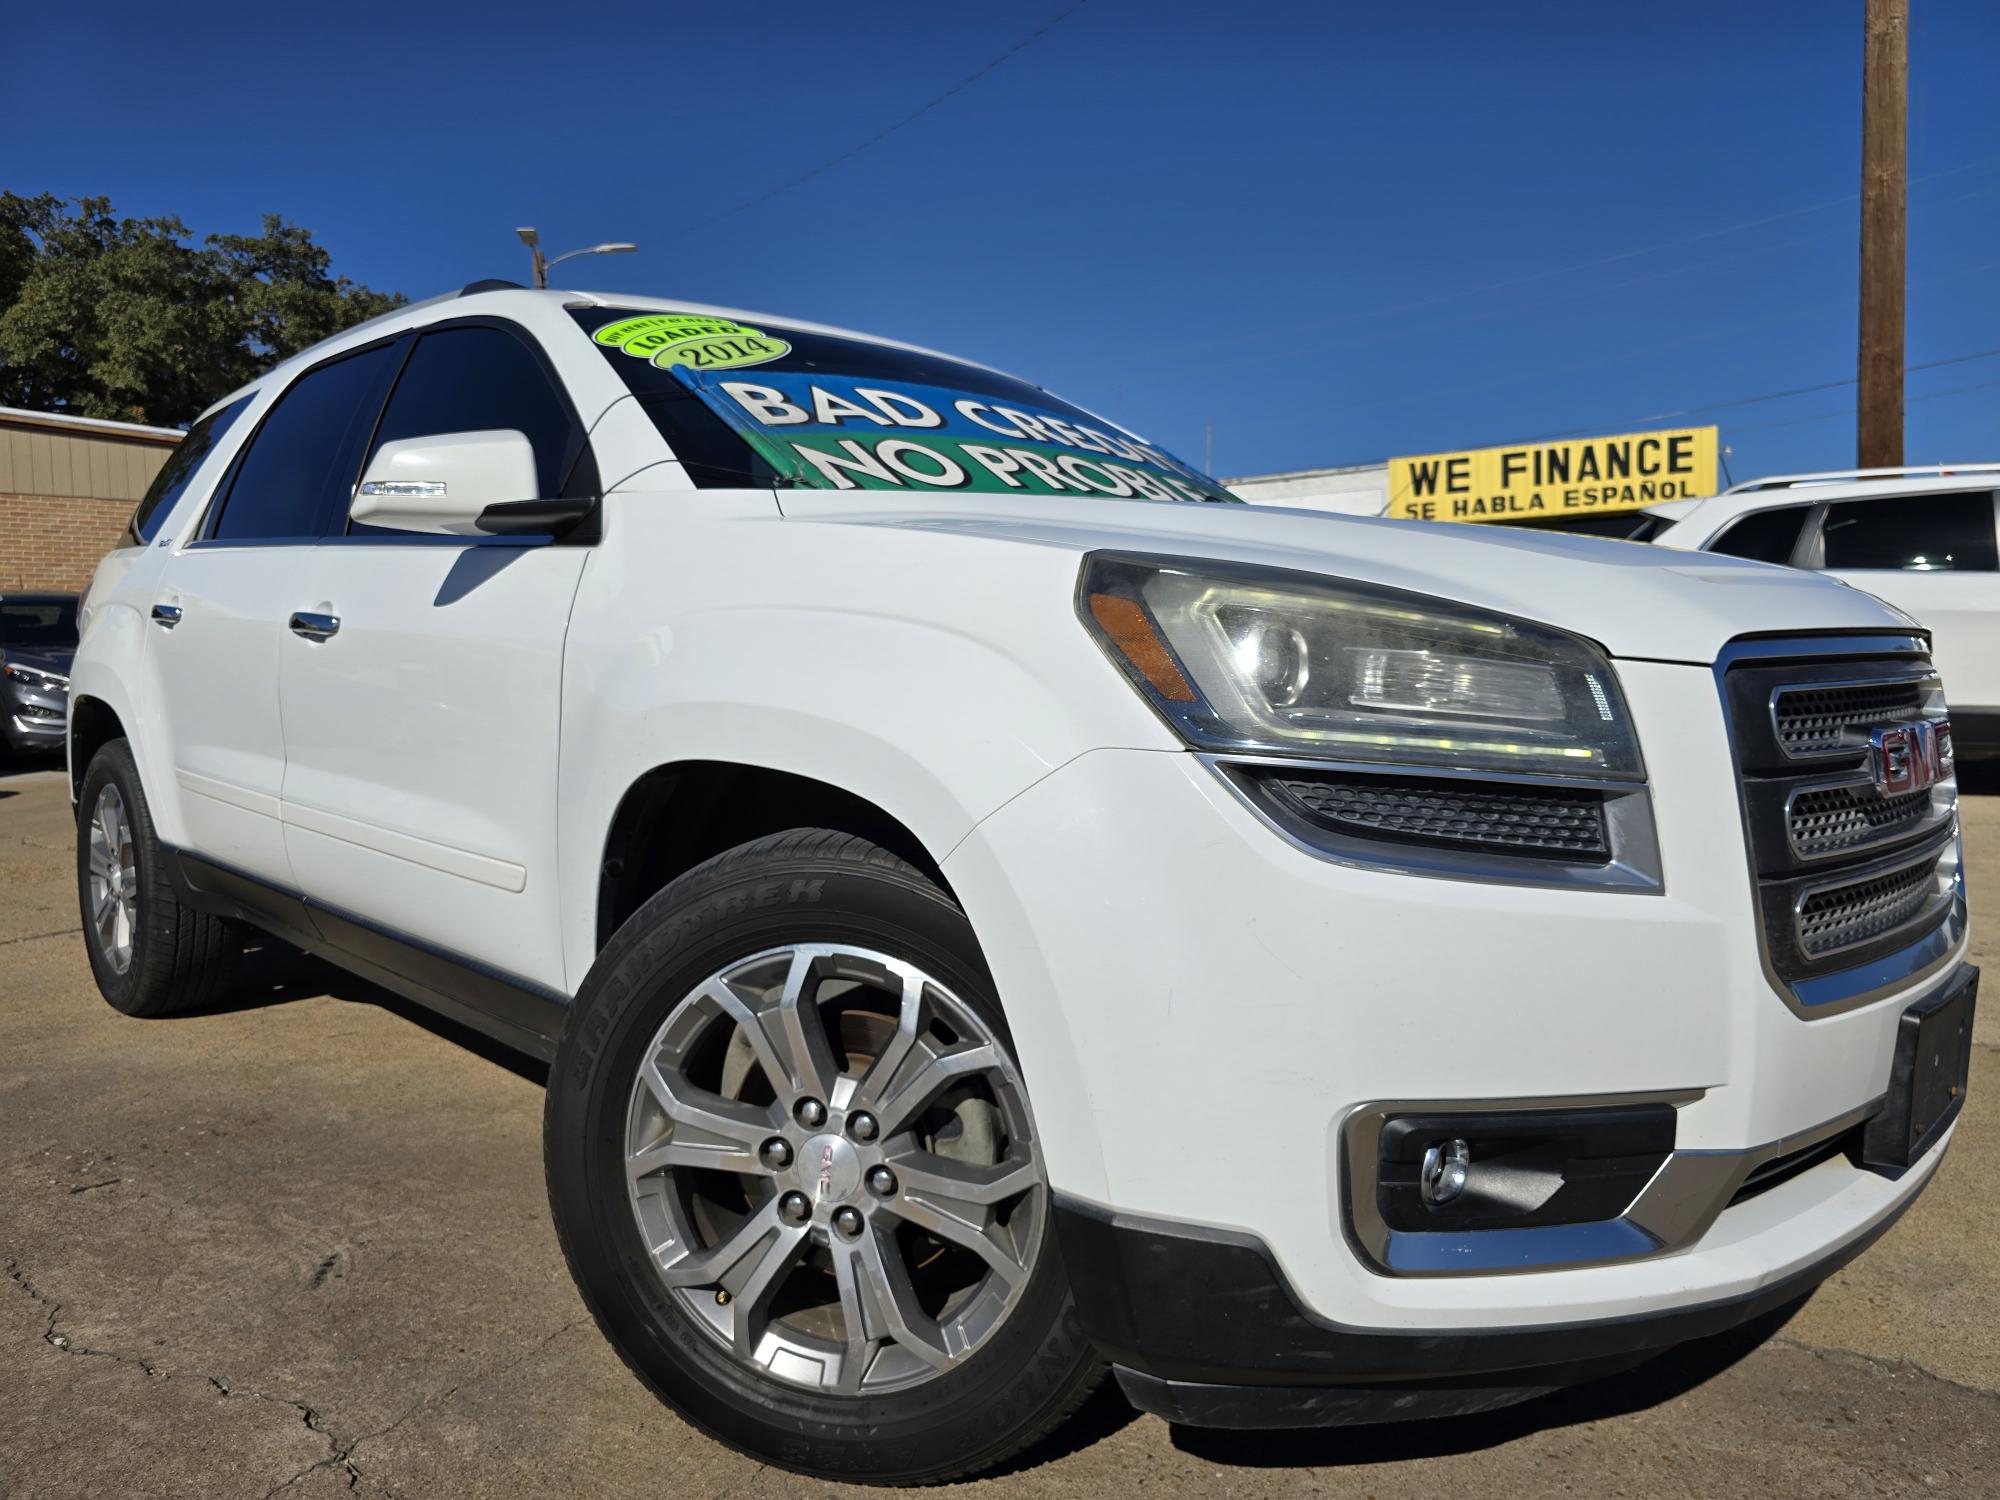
[{"xmin": 1, "ymin": 406, "xmax": 183, "ymax": 593}]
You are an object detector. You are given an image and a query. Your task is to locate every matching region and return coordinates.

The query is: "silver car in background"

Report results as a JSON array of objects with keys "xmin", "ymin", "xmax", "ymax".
[{"xmin": 1, "ymin": 593, "xmax": 78, "ymax": 760}]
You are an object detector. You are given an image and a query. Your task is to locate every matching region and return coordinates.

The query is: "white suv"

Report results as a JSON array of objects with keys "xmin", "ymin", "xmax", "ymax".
[
  {"xmin": 68, "ymin": 287, "xmax": 1976, "ymax": 1483},
  {"xmin": 1647, "ymin": 467, "xmax": 2000, "ymax": 757}
]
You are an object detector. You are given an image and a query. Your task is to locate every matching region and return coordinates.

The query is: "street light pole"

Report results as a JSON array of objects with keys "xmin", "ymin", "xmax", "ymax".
[
  {"xmin": 516, "ymin": 227, "xmax": 547, "ymax": 289},
  {"xmin": 516, "ymin": 226, "xmax": 548, "ymax": 290},
  {"xmin": 516, "ymin": 227, "xmax": 638, "ymax": 290}
]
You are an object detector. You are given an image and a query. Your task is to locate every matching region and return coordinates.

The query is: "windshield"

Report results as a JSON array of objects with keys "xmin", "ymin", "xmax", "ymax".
[
  {"xmin": 571, "ymin": 307, "xmax": 1237, "ymax": 504},
  {"xmin": 0, "ymin": 598, "xmax": 79, "ymax": 651}
]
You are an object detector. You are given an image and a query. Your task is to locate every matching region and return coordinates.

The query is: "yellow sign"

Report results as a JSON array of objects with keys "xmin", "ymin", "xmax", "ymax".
[{"xmin": 1387, "ymin": 426, "xmax": 1718, "ymax": 523}]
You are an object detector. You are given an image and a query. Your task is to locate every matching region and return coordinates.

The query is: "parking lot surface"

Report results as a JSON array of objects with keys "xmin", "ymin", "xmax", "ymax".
[{"xmin": 1, "ymin": 763, "xmax": 1995, "ymax": 1498}]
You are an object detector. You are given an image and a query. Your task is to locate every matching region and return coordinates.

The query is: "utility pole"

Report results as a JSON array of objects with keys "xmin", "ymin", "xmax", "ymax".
[{"xmin": 1857, "ymin": 0, "xmax": 1908, "ymax": 468}]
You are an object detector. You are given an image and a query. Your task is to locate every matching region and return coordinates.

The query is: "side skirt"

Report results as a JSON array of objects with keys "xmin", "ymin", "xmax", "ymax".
[{"xmin": 165, "ymin": 848, "xmax": 568, "ymax": 1063}]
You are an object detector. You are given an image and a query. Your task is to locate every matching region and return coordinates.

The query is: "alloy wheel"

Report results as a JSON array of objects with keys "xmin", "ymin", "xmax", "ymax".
[
  {"xmin": 87, "ymin": 783, "xmax": 138, "ymax": 975},
  {"xmin": 623, "ymin": 943, "xmax": 1045, "ymax": 1394}
]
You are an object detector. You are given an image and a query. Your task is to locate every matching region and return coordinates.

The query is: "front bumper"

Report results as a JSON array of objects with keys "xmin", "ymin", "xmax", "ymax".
[
  {"xmin": 943, "ymin": 657, "xmax": 1966, "ymax": 1362},
  {"xmin": 3, "ymin": 694, "xmax": 67, "ymax": 751},
  {"xmin": 1055, "ymin": 1142, "xmax": 1940, "ymax": 1426}
]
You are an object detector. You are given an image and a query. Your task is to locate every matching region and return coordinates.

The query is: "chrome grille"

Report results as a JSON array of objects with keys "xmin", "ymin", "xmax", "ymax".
[
  {"xmin": 1773, "ymin": 679, "xmax": 1927, "ymax": 756},
  {"xmin": 1796, "ymin": 853, "xmax": 1942, "ymax": 959},
  {"xmin": 1721, "ymin": 639, "xmax": 1960, "ymax": 1011},
  {"xmin": 1788, "ymin": 784, "xmax": 1933, "ymax": 856}
]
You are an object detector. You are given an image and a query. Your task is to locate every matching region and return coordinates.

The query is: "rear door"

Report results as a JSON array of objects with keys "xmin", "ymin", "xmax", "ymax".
[
  {"xmin": 1810, "ymin": 489, "xmax": 2000, "ymax": 712},
  {"xmin": 276, "ymin": 321, "xmax": 592, "ymax": 995},
  {"xmin": 147, "ymin": 340, "xmax": 402, "ymax": 881}
]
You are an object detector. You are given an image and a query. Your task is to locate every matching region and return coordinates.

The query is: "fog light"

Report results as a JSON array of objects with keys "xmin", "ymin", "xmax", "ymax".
[
  {"xmin": 1373, "ymin": 1104, "xmax": 1676, "ymax": 1237},
  {"xmin": 1420, "ymin": 1138, "xmax": 1471, "ymax": 1209}
]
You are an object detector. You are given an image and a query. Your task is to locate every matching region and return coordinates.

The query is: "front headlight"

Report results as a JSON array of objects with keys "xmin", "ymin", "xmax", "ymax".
[
  {"xmin": 1078, "ymin": 553, "xmax": 1643, "ymax": 779},
  {"xmin": 2, "ymin": 663, "xmax": 66, "ymax": 692}
]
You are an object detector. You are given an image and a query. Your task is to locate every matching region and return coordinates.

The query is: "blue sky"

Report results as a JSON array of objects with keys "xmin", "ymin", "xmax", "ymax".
[{"xmin": 13, "ymin": 1, "xmax": 2000, "ymax": 481}]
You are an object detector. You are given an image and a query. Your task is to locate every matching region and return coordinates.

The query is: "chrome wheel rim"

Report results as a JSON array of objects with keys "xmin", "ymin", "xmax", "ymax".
[
  {"xmin": 624, "ymin": 943, "xmax": 1045, "ymax": 1394},
  {"xmin": 87, "ymin": 784, "xmax": 138, "ymax": 975}
]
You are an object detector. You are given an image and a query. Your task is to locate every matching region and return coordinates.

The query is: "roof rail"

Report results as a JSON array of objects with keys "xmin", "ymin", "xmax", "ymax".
[
  {"xmin": 1725, "ymin": 462, "xmax": 2000, "ymax": 494},
  {"xmin": 459, "ymin": 278, "xmax": 527, "ymax": 297}
]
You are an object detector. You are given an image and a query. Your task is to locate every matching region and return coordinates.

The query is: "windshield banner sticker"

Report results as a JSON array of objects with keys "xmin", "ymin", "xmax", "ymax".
[
  {"xmin": 594, "ymin": 314, "xmax": 791, "ymax": 371},
  {"xmin": 672, "ymin": 369, "xmax": 1233, "ymax": 502}
]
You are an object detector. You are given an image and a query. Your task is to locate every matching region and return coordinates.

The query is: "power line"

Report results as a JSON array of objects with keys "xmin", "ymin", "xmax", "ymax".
[
  {"xmin": 665, "ymin": 3, "xmax": 1089, "ymax": 241},
  {"xmin": 1633, "ymin": 346, "xmax": 2000, "ymax": 424},
  {"xmin": 1181, "ymin": 150, "xmax": 2000, "ymax": 360},
  {"xmin": 1351, "ymin": 251, "xmax": 2000, "ymax": 422},
  {"xmin": 1726, "ymin": 374, "xmax": 2000, "ymax": 436},
  {"xmin": 1172, "ymin": 180, "xmax": 2000, "ymax": 385}
]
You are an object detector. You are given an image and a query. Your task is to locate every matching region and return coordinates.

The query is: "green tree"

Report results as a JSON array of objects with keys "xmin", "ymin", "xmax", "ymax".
[{"xmin": 0, "ymin": 194, "xmax": 404, "ymax": 427}]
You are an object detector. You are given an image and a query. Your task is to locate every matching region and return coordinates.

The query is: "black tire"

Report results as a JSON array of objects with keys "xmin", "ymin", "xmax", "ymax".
[
  {"xmin": 76, "ymin": 739, "xmax": 243, "ymax": 1017},
  {"xmin": 545, "ymin": 829, "xmax": 1103, "ymax": 1485}
]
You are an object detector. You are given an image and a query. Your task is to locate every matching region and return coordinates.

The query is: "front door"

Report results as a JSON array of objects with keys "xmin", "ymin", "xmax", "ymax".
[{"xmin": 276, "ymin": 322, "xmax": 594, "ymax": 994}]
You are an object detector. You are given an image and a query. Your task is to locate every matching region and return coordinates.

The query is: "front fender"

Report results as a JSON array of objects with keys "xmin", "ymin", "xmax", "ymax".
[{"xmin": 554, "ymin": 493, "xmax": 1177, "ymax": 988}]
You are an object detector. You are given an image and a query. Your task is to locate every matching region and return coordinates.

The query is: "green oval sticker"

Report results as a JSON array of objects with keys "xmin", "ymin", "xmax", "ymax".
[{"xmin": 593, "ymin": 313, "xmax": 791, "ymax": 371}]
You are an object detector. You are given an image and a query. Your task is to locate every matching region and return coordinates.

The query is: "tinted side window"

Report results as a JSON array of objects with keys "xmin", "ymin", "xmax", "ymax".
[
  {"xmin": 1708, "ymin": 505, "xmax": 1811, "ymax": 564},
  {"xmin": 209, "ymin": 343, "xmax": 403, "ymax": 542},
  {"xmin": 129, "ymin": 396, "xmax": 253, "ymax": 544},
  {"xmin": 1821, "ymin": 492, "xmax": 1998, "ymax": 572},
  {"xmin": 365, "ymin": 326, "xmax": 576, "ymax": 500}
]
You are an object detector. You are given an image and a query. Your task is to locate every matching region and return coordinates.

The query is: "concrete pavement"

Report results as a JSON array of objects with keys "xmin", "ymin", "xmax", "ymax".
[{"xmin": 0, "ymin": 763, "xmax": 1994, "ymax": 1498}]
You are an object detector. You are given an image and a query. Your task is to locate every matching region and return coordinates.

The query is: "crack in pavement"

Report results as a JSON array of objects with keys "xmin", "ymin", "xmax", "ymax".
[
  {"xmin": 8, "ymin": 1255, "xmax": 581, "ymax": 1497},
  {"xmin": 0, "ymin": 927, "xmax": 80, "ymax": 947},
  {"xmin": 1768, "ymin": 1334, "xmax": 1999, "ymax": 1402},
  {"xmin": 5, "ymin": 1256, "xmax": 165, "ymax": 1378},
  {"xmin": 257, "ymin": 1317, "xmax": 588, "ymax": 1497}
]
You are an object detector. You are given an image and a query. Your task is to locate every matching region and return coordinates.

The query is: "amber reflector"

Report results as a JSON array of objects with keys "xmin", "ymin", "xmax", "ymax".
[{"xmin": 1089, "ymin": 593, "xmax": 1196, "ymax": 703}]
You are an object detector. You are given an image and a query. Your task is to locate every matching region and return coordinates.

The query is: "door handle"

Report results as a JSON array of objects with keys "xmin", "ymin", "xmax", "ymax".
[
  {"xmin": 151, "ymin": 603, "xmax": 183, "ymax": 629},
  {"xmin": 289, "ymin": 611, "xmax": 340, "ymax": 642}
]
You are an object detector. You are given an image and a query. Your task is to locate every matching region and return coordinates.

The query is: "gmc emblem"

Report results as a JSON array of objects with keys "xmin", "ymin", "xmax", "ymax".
[{"xmin": 1871, "ymin": 719, "xmax": 1953, "ymax": 796}]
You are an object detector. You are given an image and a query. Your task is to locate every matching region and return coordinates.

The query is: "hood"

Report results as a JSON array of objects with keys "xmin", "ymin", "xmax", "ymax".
[
  {"xmin": 773, "ymin": 491, "xmax": 1916, "ymax": 664},
  {"xmin": 2, "ymin": 647, "xmax": 75, "ymax": 679}
]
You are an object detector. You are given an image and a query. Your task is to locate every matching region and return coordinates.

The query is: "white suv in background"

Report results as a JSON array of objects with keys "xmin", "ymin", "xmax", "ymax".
[
  {"xmin": 66, "ymin": 286, "xmax": 1975, "ymax": 1483},
  {"xmin": 1648, "ymin": 467, "xmax": 2000, "ymax": 757}
]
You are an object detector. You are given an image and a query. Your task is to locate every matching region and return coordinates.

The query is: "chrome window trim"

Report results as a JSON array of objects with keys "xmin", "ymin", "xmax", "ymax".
[
  {"xmin": 183, "ymin": 534, "xmax": 557, "ymax": 553},
  {"xmin": 1340, "ymin": 1090, "xmax": 1894, "ymax": 1278},
  {"xmin": 183, "ymin": 535, "xmax": 325, "ymax": 551},
  {"xmin": 1200, "ymin": 752, "xmax": 1663, "ymax": 894},
  {"xmin": 316, "ymin": 532, "xmax": 557, "ymax": 549},
  {"xmin": 1712, "ymin": 633, "xmax": 1966, "ymax": 1019}
]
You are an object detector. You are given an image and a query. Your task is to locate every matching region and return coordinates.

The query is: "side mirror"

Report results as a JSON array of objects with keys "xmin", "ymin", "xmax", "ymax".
[{"xmin": 351, "ymin": 431, "xmax": 538, "ymax": 535}]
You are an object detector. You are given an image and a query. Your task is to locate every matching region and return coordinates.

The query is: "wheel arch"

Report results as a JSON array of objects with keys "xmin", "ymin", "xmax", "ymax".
[
  {"xmin": 594, "ymin": 759, "xmax": 955, "ymax": 955},
  {"xmin": 68, "ymin": 694, "xmax": 129, "ymax": 803}
]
